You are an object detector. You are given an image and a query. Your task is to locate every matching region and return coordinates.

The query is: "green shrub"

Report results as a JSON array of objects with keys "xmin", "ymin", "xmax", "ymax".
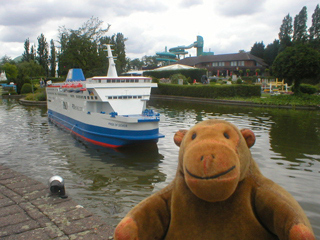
[
  {"xmin": 152, "ymin": 83, "xmax": 261, "ymax": 98},
  {"xmin": 236, "ymin": 79, "xmax": 242, "ymax": 84},
  {"xmin": 36, "ymin": 91, "xmax": 46, "ymax": 101},
  {"xmin": 170, "ymin": 73, "xmax": 188, "ymax": 85},
  {"xmin": 300, "ymin": 84, "xmax": 317, "ymax": 94},
  {"xmin": 20, "ymin": 83, "xmax": 33, "ymax": 94}
]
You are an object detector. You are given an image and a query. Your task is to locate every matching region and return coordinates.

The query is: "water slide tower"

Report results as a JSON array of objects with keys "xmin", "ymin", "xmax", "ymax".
[{"xmin": 156, "ymin": 36, "xmax": 213, "ymax": 63}]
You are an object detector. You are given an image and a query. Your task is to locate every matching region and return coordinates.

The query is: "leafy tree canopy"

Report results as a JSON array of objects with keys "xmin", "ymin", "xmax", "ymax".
[
  {"xmin": 250, "ymin": 41, "xmax": 265, "ymax": 59},
  {"xmin": 264, "ymin": 39, "xmax": 280, "ymax": 66},
  {"xmin": 58, "ymin": 17, "xmax": 117, "ymax": 77},
  {"xmin": 293, "ymin": 6, "xmax": 308, "ymax": 43},
  {"xmin": 101, "ymin": 33, "xmax": 128, "ymax": 74},
  {"xmin": 1, "ymin": 62, "xmax": 18, "ymax": 80},
  {"xmin": 279, "ymin": 14, "xmax": 293, "ymax": 50},
  {"xmin": 309, "ymin": 4, "xmax": 320, "ymax": 40},
  {"xmin": 272, "ymin": 44, "xmax": 320, "ymax": 93}
]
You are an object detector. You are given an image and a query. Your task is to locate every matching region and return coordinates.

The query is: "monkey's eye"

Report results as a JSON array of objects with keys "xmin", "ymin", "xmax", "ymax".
[
  {"xmin": 191, "ymin": 133, "xmax": 197, "ymax": 140},
  {"xmin": 224, "ymin": 132, "xmax": 230, "ymax": 139}
]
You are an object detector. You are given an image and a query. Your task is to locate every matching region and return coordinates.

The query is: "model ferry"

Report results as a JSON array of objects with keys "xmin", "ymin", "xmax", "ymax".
[{"xmin": 46, "ymin": 45, "xmax": 164, "ymax": 148}]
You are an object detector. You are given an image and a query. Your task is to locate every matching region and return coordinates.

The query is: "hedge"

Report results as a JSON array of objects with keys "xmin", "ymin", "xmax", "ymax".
[
  {"xmin": 300, "ymin": 84, "xmax": 318, "ymax": 94},
  {"xmin": 152, "ymin": 83, "xmax": 261, "ymax": 98}
]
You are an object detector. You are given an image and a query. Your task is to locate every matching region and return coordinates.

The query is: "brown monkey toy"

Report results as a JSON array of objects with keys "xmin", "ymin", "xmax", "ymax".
[{"xmin": 114, "ymin": 119, "xmax": 315, "ymax": 240}]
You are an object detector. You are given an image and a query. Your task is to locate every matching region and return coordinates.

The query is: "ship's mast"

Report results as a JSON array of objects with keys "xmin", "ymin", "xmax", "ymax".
[{"xmin": 105, "ymin": 44, "xmax": 118, "ymax": 77}]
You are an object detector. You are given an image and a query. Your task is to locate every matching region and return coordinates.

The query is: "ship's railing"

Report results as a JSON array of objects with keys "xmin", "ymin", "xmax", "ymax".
[{"xmin": 90, "ymin": 78, "xmax": 152, "ymax": 83}]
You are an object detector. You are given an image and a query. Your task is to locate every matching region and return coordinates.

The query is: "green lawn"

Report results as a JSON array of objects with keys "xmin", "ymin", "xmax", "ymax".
[{"xmin": 221, "ymin": 93, "xmax": 320, "ymax": 107}]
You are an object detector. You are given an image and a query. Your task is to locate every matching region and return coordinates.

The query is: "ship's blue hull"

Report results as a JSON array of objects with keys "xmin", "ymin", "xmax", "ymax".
[{"xmin": 48, "ymin": 110, "xmax": 164, "ymax": 148}]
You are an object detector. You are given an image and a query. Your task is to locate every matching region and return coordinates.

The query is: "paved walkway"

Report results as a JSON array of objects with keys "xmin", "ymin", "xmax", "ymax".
[{"xmin": 0, "ymin": 165, "xmax": 114, "ymax": 239}]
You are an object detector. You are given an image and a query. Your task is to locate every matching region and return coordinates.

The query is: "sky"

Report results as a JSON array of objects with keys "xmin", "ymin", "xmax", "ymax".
[{"xmin": 0, "ymin": 0, "xmax": 319, "ymax": 61}]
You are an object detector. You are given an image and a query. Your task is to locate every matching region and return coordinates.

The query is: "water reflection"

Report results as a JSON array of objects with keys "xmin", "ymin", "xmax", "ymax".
[{"xmin": 0, "ymin": 98, "xmax": 319, "ymax": 237}]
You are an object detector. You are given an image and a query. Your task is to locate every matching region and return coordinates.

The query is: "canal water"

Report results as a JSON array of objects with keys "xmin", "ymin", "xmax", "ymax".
[{"xmin": 0, "ymin": 98, "xmax": 319, "ymax": 237}]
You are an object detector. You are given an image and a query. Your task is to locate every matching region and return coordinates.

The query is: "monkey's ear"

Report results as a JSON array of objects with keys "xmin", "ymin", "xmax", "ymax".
[
  {"xmin": 174, "ymin": 129, "xmax": 188, "ymax": 147},
  {"xmin": 240, "ymin": 129, "xmax": 255, "ymax": 148}
]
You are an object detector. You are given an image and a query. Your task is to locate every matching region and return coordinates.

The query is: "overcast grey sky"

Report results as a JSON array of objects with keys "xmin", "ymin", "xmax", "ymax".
[{"xmin": 0, "ymin": 0, "xmax": 319, "ymax": 60}]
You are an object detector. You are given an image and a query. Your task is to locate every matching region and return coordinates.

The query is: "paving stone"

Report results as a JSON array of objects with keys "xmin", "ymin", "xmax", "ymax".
[
  {"xmin": 64, "ymin": 207, "xmax": 93, "ymax": 222},
  {"xmin": 59, "ymin": 215, "xmax": 105, "ymax": 235},
  {"xmin": 1, "ymin": 228, "xmax": 50, "ymax": 240},
  {"xmin": 0, "ymin": 196, "xmax": 15, "ymax": 208},
  {"xmin": 0, "ymin": 212, "xmax": 31, "ymax": 228},
  {"xmin": 0, "ymin": 170, "xmax": 20, "ymax": 180},
  {"xmin": 0, "ymin": 175, "xmax": 27, "ymax": 186},
  {"xmin": 69, "ymin": 224, "xmax": 115, "ymax": 240},
  {"xmin": 0, "ymin": 186, "xmax": 24, "ymax": 204},
  {"xmin": 42, "ymin": 221, "xmax": 66, "ymax": 239},
  {"xmin": 19, "ymin": 202, "xmax": 45, "ymax": 220},
  {"xmin": 12, "ymin": 183, "xmax": 47, "ymax": 196},
  {"xmin": 0, "ymin": 219, "xmax": 40, "ymax": 238},
  {"xmin": 7, "ymin": 177, "xmax": 42, "ymax": 190},
  {"xmin": 23, "ymin": 188, "xmax": 49, "ymax": 202},
  {"xmin": 0, "ymin": 204, "xmax": 22, "ymax": 217}
]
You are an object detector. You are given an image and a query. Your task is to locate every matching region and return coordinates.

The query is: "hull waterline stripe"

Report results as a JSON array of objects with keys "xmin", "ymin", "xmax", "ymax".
[
  {"xmin": 47, "ymin": 110, "xmax": 163, "ymax": 147},
  {"xmin": 49, "ymin": 117, "xmax": 120, "ymax": 148}
]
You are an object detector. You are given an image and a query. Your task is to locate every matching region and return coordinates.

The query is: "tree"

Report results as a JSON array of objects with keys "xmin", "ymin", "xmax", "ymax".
[
  {"xmin": 17, "ymin": 60, "xmax": 45, "ymax": 78},
  {"xmin": 101, "ymin": 33, "xmax": 128, "ymax": 74},
  {"xmin": 309, "ymin": 4, "xmax": 320, "ymax": 51},
  {"xmin": 22, "ymin": 38, "xmax": 31, "ymax": 62},
  {"xmin": 279, "ymin": 14, "xmax": 293, "ymax": 51},
  {"xmin": 250, "ymin": 41, "xmax": 265, "ymax": 59},
  {"xmin": 272, "ymin": 45, "xmax": 320, "ymax": 93},
  {"xmin": 16, "ymin": 60, "xmax": 45, "ymax": 93},
  {"xmin": 264, "ymin": 39, "xmax": 280, "ymax": 66},
  {"xmin": 0, "ymin": 56, "xmax": 15, "ymax": 65},
  {"xmin": 30, "ymin": 45, "xmax": 35, "ymax": 61},
  {"xmin": 309, "ymin": 4, "xmax": 320, "ymax": 40},
  {"xmin": 293, "ymin": 6, "xmax": 308, "ymax": 43},
  {"xmin": 1, "ymin": 63, "xmax": 18, "ymax": 80},
  {"xmin": 130, "ymin": 58, "xmax": 144, "ymax": 70},
  {"xmin": 49, "ymin": 39, "xmax": 56, "ymax": 77},
  {"xmin": 37, "ymin": 33, "xmax": 49, "ymax": 76},
  {"xmin": 57, "ymin": 17, "xmax": 111, "ymax": 77},
  {"xmin": 141, "ymin": 55, "xmax": 158, "ymax": 69}
]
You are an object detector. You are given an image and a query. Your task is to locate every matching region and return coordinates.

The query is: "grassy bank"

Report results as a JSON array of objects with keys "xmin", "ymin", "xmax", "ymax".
[
  {"xmin": 24, "ymin": 87, "xmax": 46, "ymax": 101},
  {"xmin": 220, "ymin": 93, "xmax": 320, "ymax": 107}
]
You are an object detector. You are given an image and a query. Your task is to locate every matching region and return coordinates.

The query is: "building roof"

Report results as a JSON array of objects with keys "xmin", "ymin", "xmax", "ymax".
[
  {"xmin": 153, "ymin": 64, "xmax": 197, "ymax": 71},
  {"xmin": 177, "ymin": 52, "xmax": 268, "ymax": 67}
]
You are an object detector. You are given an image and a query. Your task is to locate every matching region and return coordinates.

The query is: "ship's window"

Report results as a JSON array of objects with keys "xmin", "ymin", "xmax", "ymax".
[
  {"xmin": 123, "ymin": 96, "xmax": 127, "ymax": 99},
  {"xmin": 95, "ymin": 96, "xmax": 98, "ymax": 99},
  {"xmin": 91, "ymin": 96, "xmax": 94, "ymax": 99},
  {"xmin": 113, "ymin": 96, "xmax": 117, "ymax": 99},
  {"xmin": 128, "ymin": 96, "xmax": 132, "ymax": 99},
  {"xmin": 108, "ymin": 96, "xmax": 112, "ymax": 99},
  {"xmin": 133, "ymin": 96, "xmax": 137, "ymax": 99},
  {"xmin": 118, "ymin": 96, "xmax": 123, "ymax": 99},
  {"xmin": 138, "ymin": 96, "xmax": 142, "ymax": 99}
]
